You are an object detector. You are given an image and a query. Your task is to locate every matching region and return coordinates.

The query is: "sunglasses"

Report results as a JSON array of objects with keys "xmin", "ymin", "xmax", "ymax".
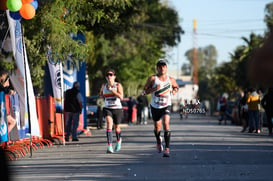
[
  {"xmin": 106, "ymin": 73, "xmax": 114, "ymax": 77},
  {"xmin": 1, "ymin": 76, "xmax": 9, "ymax": 84}
]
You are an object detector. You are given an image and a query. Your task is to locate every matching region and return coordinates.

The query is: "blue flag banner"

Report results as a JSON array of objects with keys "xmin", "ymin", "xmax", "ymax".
[
  {"xmin": 47, "ymin": 46, "xmax": 64, "ymax": 113},
  {"xmin": 63, "ymin": 56, "xmax": 77, "ymax": 91}
]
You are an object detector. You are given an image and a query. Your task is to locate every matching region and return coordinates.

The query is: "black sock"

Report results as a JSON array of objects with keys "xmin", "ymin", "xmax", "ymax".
[
  {"xmin": 154, "ymin": 130, "xmax": 161, "ymax": 144},
  {"xmin": 164, "ymin": 130, "xmax": 171, "ymax": 148},
  {"xmin": 116, "ymin": 130, "xmax": 121, "ymax": 142},
  {"xmin": 106, "ymin": 129, "xmax": 113, "ymax": 146}
]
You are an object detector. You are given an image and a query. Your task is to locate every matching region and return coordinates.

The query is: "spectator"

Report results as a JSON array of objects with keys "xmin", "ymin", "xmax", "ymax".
[
  {"xmin": 239, "ymin": 89, "xmax": 249, "ymax": 132},
  {"xmin": 137, "ymin": 94, "xmax": 149, "ymax": 125},
  {"xmin": 0, "ymin": 69, "xmax": 16, "ymax": 134},
  {"xmin": 261, "ymin": 87, "xmax": 273, "ymax": 135},
  {"xmin": 258, "ymin": 89, "xmax": 265, "ymax": 132},
  {"xmin": 218, "ymin": 92, "xmax": 227, "ymax": 125},
  {"xmin": 179, "ymin": 98, "xmax": 184, "ymax": 119},
  {"xmin": 179, "ymin": 98, "xmax": 188, "ymax": 119},
  {"xmin": 0, "ymin": 69, "xmax": 12, "ymax": 181},
  {"xmin": 236, "ymin": 92, "xmax": 243, "ymax": 125},
  {"xmin": 247, "ymin": 88, "xmax": 260, "ymax": 133},
  {"xmin": 127, "ymin": 96, "xmax": 136, "ymax": 125},
  {"xmin": 64, "ymin": 81, "xmax": 83, "ymax": 142},
  {"xmin": 96, "ymin": 96, "xmax": 104, "ymax": 129}
]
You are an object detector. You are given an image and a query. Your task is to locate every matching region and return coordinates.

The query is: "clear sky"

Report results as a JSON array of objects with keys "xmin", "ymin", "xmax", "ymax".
[{"xmin": 166, "ymin": 0, "xmax": 272, "ymax": 70}]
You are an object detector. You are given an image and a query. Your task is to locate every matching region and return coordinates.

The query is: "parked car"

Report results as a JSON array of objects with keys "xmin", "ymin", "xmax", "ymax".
[
  {"xmin": 121, "ymin": 98, "xmax": 137, "ymax": 123},
  {"xmin": 86, "ymin": 96, "xmax": 105, "ymax": 128}
]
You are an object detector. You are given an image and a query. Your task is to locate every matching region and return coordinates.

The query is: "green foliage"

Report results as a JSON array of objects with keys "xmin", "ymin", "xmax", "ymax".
[
  {"xmin": 229, "ymin": 33, "xmax": 264, "ymax": 89},
  {"xmin": 184, "ymin": 44, "xmax": 217, "ymax": 70},
  {"xmin": 184, "ymin": 45, "xmax": 218, "ymax": 100},
  {"xmin": 181, "ymin": 2, "xmax": 273, "ymax": 107},
  {"xmin": 19, "ymin": 0, "xmax": 182, "ymax": 95},
  {"xmin": 22, "ymin": 0, "xmax": 133, "ymax": 93},
  {"xmin": 200, "ymin": 32, "xmax": 264, "ymax": 104},
  {"xmin": 85, "ymin": 0, "xmax": 183, "ymax": 96},
  {"xmin": 0, "ymin": 54, "xmax": 16, "ymax": 72},
  {"xmin": 183, "ymin": 33, "xmax": 265, "ymax": 102}
]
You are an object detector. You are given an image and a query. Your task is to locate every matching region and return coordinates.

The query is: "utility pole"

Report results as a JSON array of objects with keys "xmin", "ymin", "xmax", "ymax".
[{"xmin": 192, "ymin": 19, "xmax": 198, "ymax": 85}]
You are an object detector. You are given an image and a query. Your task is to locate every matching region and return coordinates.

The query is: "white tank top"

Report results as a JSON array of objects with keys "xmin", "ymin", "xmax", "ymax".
[
  {"xmin": 150, "ymin": 75, "xmax": 172, "ymax": 109},
  {"xmin": 103, "ymin": 83, "xmax": 122, "ymax": 109}
]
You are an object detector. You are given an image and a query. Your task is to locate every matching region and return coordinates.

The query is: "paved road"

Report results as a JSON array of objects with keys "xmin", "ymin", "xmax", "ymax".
[{"xmin": 9, "ymin": 113, "xmax": 273, "ymax": 181}]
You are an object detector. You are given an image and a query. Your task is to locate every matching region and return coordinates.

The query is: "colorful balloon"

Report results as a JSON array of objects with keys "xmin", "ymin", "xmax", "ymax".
[
  {"xmin": 21, "ymin": 0, "xmax": 33, "ymax": 4},
  {"xmin": 6, "ymin": 0, "xmax": 22, "ymax": 12},
  {"xmin": 19, "ymin": 3, "xmax": 35, "ymax": 19},
  {"xmin": 30, "ymin": 0, "xmax": 38, "ymax": 10}
]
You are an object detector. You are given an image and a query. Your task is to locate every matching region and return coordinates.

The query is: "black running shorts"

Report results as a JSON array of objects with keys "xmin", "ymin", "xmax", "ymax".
[
  {"xmin": 103, "ymin": 108, "xmax": 124, "ymax": 125},
  {"xmin": 150, "ymin": 106, "xmax": 171, "ymax": 122}
]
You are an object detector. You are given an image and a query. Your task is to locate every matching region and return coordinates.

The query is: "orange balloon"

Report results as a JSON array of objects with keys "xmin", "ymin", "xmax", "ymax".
[
  {"xmin": 19, "ymin": 3, "xmax": 35, "ymax": 19},
  {"xmin": 21, "ymin": 0, "xmax": 33, "ymax": 4},
  {"xmin": 0, "ymin": 0, "xmax": 7, "ymax": 10}
]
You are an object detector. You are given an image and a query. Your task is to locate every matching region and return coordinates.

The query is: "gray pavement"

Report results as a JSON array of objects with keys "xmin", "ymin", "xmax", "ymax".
[{"xmin": 9, "ymin": 113, "xmax": 273, "ymax": 181}]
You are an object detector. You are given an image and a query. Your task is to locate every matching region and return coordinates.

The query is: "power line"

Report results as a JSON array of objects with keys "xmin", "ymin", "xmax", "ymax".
[
  {"xmin": 181, "ymin": 21, "xmax": 266, "ymax": 30},
  {"xmin": 183, "ymin": 28, "xmax": 266, "ymax": 34},
  {"xmin": 181, "ymin": 19, "xmax": 264, "ymax": 23},
  {"xmin": 196, "ymin": 28, "xmax": 265, "ymax": 33},
  {"xmin": 182, "ymin": 31, "xmax": 265, "ymax": 40},
  {"xmin": 196, "ymin": 33, "xmax": 249, "ymax": 39}
]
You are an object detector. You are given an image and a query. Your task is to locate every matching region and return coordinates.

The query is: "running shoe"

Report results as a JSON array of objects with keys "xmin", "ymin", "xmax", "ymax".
[
  {"xmin": 114, "ymin": 138, "xmax": 122, "ymax": 152},
  {"xmin": 156, "ymin": 136, "xmax": 163, "ymax": 153},
  {"xmin": 254, "ymin": 129, "xmax": 260, "ymax": 134},
  {"xmin": 106, "ymin": 146, "xmax": 114, "ymax": 153},
  {"xmin": 163, "ymin": 148, "xmax": 170, "ymax": 157}
]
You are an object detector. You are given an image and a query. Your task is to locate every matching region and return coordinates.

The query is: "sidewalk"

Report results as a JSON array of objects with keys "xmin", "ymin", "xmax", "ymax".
[{"xmin": 9, "ymin": 113, "xmax": 273, "ymax": 181}]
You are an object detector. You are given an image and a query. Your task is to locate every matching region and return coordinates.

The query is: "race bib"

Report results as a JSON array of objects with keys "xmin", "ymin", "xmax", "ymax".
[
  {"xmin": 107, "ymin": 101, "xmax": 115, "ymax": 105},
  {"xmin": 154, "ymin": 95, "xmax": 168, "ymax": 106},
  {"xmin": 106, "ymin": 98, "xmax": 117, "ymax": 107}
]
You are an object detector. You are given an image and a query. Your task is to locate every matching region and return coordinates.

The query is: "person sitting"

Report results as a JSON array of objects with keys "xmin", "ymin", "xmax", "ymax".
[{"xmin": 0, "ymin": 69, "xmax": 16, "ymax": 134}]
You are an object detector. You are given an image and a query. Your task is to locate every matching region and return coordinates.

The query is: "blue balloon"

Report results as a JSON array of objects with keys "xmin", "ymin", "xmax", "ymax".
[
  {"xmin": 30, "ymin": 0, "xmax": 38, "ymax": 10},
  {"xmin": 9, "ymin": 11, "xmax": 21, "ymax": 20}
]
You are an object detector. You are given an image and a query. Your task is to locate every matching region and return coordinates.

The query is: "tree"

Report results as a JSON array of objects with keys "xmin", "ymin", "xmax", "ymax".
[
  {"xmin": 86, "ymin": 0, "xmax": 183, "ymax": 96},
  {"xmin": 265, "ymin": 2, "xmax": 273, "ymax": 30},
  {"xmin": 183, "ymin": 45, "xmax": 217, "ymax": 100},
  {"xmin": 181, "ymin": 63, "xmax": 191, "ymax": 76},
  {"xmin": 20, "ymin": 0, "xmax": 183, "ymax": 96},
  {"xmin": 181, "ymin": 2, "xmax": 273, "ymax": 110},
  {"xmin": 230, "ymin": 33, "xmax": 264, "ymax": 89},
  {"xmin": 22, "ymin": 0, "xmax": 133, "ymax": 93}
]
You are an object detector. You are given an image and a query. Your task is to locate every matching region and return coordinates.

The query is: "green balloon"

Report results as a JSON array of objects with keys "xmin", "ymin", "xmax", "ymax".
[{"xmin": 7, "ymin": 0, "xmax": 22, "ymax": 12}]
